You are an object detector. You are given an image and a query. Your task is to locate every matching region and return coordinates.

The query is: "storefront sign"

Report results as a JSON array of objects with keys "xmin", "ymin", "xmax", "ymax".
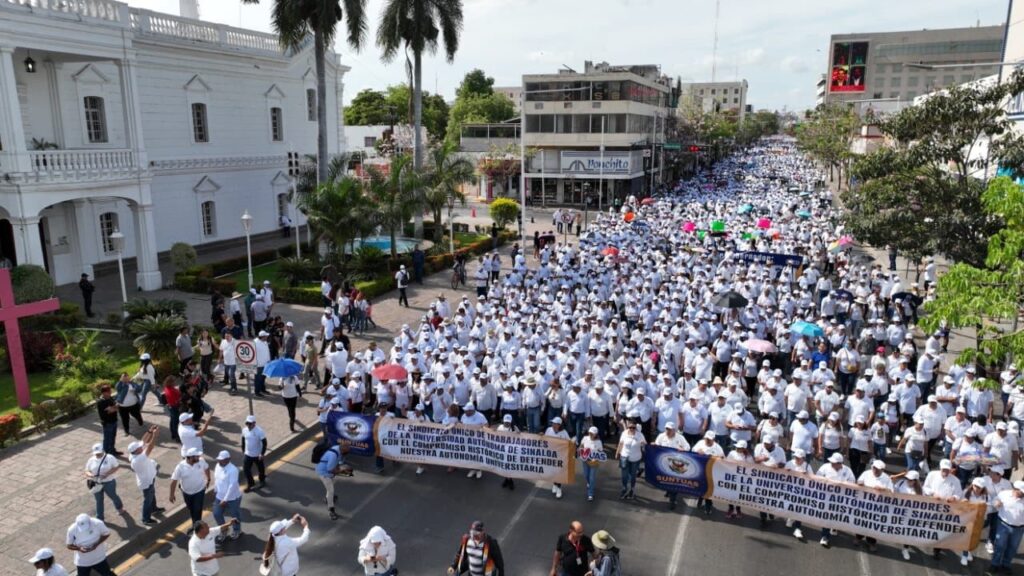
[
  {"xmin": 561, "ymin": 151, "xmax": 631, "ymax": 175},
  {"xmin": 376, "ymin": 419, "xmax": 576, "ymax": 483}
]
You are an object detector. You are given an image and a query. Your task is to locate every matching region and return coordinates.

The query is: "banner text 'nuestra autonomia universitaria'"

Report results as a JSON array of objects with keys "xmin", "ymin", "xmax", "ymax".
[
  {"xmin": 375, "ymin": 419, "xmax": 576, "ymax": 484},
  {"xmin": 645, "ymin": 446, "xmax": 985, "ymax": 550}
]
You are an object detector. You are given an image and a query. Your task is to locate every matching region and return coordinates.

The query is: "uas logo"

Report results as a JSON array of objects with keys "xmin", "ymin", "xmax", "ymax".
[
  {"xmin": 656, "ymin": 452, "xmax": 702, "ymax": 480},
  {"xmin": 336, "ymin": 416, "xmax": 370, "ymax": 441}
]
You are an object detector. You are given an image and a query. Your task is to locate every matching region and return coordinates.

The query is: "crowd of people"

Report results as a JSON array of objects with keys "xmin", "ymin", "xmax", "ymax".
[{"xmin": 30, "ymin": 139, "xmax": 1024, "ymax": 576}]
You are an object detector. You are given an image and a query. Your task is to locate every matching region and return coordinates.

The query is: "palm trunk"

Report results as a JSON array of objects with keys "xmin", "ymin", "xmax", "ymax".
[
  {"xmin": 390, "ymin": 225, "xmax": 398, "ymax": 259},
  {"xmin": 412, "ymin": 49, "xmax": 424, "ymax": 240},
  {"xmin": 315, "ymin": 30, "xmax": 329, "ymax": 185},
  {"xmin": 434, "ymin": 207, "xmax": 443, "ymax": 243}
]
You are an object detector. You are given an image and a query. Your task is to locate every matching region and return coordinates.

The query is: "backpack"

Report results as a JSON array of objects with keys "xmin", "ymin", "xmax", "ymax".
[{"xmin": 312, "ymin": 443, "xmax": 341, "ymax": 465}]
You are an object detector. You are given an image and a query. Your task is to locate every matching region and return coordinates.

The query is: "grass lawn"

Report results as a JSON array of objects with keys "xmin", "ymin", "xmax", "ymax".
[
  {"xmin": 0, "ymin": 331, "xmax": 139, "ymax": 417},
  {"xmin": 224, "ymin": 261, "xmax": 282, "ymax": 292},
  {"xmin": 454, "ymin": 232, "xmax": 488, "ymax": 248}
]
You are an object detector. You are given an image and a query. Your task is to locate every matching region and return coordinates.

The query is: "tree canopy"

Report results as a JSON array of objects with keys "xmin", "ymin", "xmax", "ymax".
[
  {"xmin": 344, "ymin": 85, "xmax": 450, "ymax": 140},
  {"xmin": 445, "ymin": 92, "xmax": 515, "ymax": 147},
  {"xmin": 456, "ymin": 68, "xmax": 494, "ymax": 100}
]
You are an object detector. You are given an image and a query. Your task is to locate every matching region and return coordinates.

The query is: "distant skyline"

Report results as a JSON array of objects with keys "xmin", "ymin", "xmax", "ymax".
[{"xmin": 131, "ymin": 0, "xmax": 1009, "ymax": 111}]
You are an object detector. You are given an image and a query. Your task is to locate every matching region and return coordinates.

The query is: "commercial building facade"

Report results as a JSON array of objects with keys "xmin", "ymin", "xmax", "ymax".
[
  {"xmin": 682, "ymin": 80, "xmax": 749, "ymax": 121},
  {"xmin": 823, "ymin": 25, "xmax": 1004, "ymax": 112},
  {"xmin": 521, "ymin": 61, "xmax": 672, "ymax": 207},
  {"xmin": 0, "ymin": 0, "xmax": 348, "ymax": 288}
]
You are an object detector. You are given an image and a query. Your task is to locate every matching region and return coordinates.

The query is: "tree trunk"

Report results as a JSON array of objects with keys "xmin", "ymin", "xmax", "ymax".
[
  {"xmin": 412, "ymin": 50, "xmax": 424, "ymax": 240},
  {"xmin": 390, "ymin": 226, "xmax": 398, "ymax": 259},
  {"xmin": 315, "ymin": 30, "xmax": 329, "ymax": 185},
  {"xmin": 434, "ymin": 208, "xmax": 443, "ymax": 243}
]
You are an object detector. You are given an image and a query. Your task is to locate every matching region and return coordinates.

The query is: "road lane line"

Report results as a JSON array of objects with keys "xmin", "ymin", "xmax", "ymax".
[
  {"xmin": 115, "ymin": 438, "xmax": 317, "ymax": 575},
  {"xmin": 344, "ymin": 473, "xmax": 399, "ymax": 519},
  {"xmin": 666, "ymin": 510, "xmax": 692, "ymax": 576},
  {"xmin": 857, "ymin": 550, "xmax": 872, "ymax": 576},
  {"xmin": 498, "ymin": 484, "xmax": 540, "ymax": 542}
]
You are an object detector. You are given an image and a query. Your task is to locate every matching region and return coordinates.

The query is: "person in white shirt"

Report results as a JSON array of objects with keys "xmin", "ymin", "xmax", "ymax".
[
  {"xmin": 357, "ymin": 525, "xmax": 397, "ymax": 575},
  {"xmin": 545, "ymin": 417, "xmax": 572, "ymax": 499},
  {"xmin": 923, "ymin": 459, "xmax": 964, "ymax": 501},
  {"xmin": 128, "ymin": 426, "xmax": 163, "ymax": 525},
  {"xmin": 991, "ymin": 481, "xmax": 1024, "ymax": 573},
  {"xmin": 854, "ymin": 459, "xmax": 894, "ymax": 551},
  {"xmin": 725, "ymin": 441, "xmax": 754, "ymax": 519},
  {"xmin": 784, "ymin": 449, "xmax": 813, "ymax": 540},
  {"xmin": 188, "ymin": 518, "xmax": 237, "ymax": 576},
  {"xmin": 460, "ymin": 404, "xmax": 489, "ymax": 480},
  {"xmin": 615, "ymin": 417, "xmax": 646, "ymax": 500},
  {"xmin": 65, "ymin": 514, "xmax": 112, "ymax": 575},
  {"xmin": 789, "ymin": 410, "xmax": 818, "ymax": 456},
  {"xmin": 84, "ymin": 443, "xmax": 124, "ymax": 522},
  {"xmin": 170, "ymin": 447, "xmax": 211, "ymax": 524},
  {"xmin": 241, "ymin": 415, "xmax": 268, "ymax": 492},
  {"xmin": 212, "ymin": 451, "xmax": 243, "ymax": 540},
  {"xmin": 28, "ymin": 547, "xmax": 69, "ymax": 576},
  {"xmin": 218, "ymin": 333, "xmax": 238, "ymax": 392},
  {"xmin": 579, "ymin": 426, "xmax": 605, "ymax": 502},
  {"xmin": 693, "ymin": 431, "xmax": 724, "ymax": 515},
  {"xmin": 654, "ymin": 422, "xmax": 690, "ymax": 510},
  {"xmin": 178, "ymin": 411, "xmax": 213, "ymax": 458},
  {"xmin": 254, "ymin": 330, "xmax": 272, "ymax": 396},
  {"xmin": 816, "ymin": 453, "xmax": 856, "ymax": 548},
  {"xmin": 262, "ymin": 515, "xmax": 311, "ymax": 576}
]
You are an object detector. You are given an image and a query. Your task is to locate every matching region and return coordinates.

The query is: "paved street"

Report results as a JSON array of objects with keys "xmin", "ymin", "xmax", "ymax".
[{"xmin": 120, "ymin": 440, "xmax": 998, "ymax": 576}]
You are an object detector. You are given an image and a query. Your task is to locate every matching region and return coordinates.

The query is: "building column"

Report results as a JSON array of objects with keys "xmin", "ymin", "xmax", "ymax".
[
  {"xmin": 11, "ymin": 216, "xmax": 45, "ymax": 268},
  {"xmin": 71, "ymin": 200, "xmax": 99, "ymax": 278},
  {"xmin": 131, "ymin": 203, "xmax": 162, "ymax": 291},
  {"xmin": 0, "ymin": 46, "xmax": 31, "ymax": 173},
  {"xmin": 115, "ymin": 56, "xmax": 148, "ymax": 167}
]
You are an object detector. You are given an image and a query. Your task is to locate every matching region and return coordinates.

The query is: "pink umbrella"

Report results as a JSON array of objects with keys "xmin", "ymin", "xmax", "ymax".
[
  {"xmin": 742, "ymin": 339, "xmax": 778, "ymax": 354},
  {"xmin": 682, "ymin": 222, "xmax": 696, "ymax": 232},
  {"xmin": 756, "ymin": 218, "xmax": 772, "ymax": 229}
]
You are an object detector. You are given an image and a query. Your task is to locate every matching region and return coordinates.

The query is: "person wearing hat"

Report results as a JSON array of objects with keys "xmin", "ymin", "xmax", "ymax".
[
  {"xmin": 924, "ymin": 459, "xmax": 963, "ymax": 503},
  {"xmin": 178, "ymin": 409, "xmax": 214, "ymax": 458},
  {"xmin": 319, "ymin": 307, "xmax": 341, "ymax": 355},
  {"xmin": 28, "ymin": 547, "xmax": 67, "ymax": 576},
  {"xmin": 212, "ymin": 451, "xmax": 243, "ymax": 540},
  {"xmin": 988, "ymin": 480, "xmax": 1024, "ymax": 574},
  {"xmin": 262, "ymin": 514, "xmax": 310, "ymax": 576},
  {"xmin": 65, "ymin": 514, "xmax": 113, "ymax": 575},
  {"xmin": 959, "ymin": 477, "xmax": 991, "ymax": 566},
  {"xmin": 134, "ymin": 352, "xmax": 157, "ymax": 407},
  {"xmin": 188, "ymin": 517, "xmax": 238, "ymax": 576},
  {"xmin": 816, "ymin": 453, "xmax": 855, "ymax": 548},
  {"xmin": 357, "ymin": 525, "xmax": 397, "ymax": 575},
  {"xmin": 316, "ymin": 433, "xmax": 353, "ymax": 520},
  {"xmin": 655, "ymin": 422, "xmax": 690, "ymax": 510},
  {"xmin": 95, "ymin": 384, "xmax": 121, "ymax": 456},
  {"xmin": 546, "ymin": 416, "xmax": 572, "ymax": 498},
  {"xmin": 447, "ymin": 520, "xmax": 504, "ymax": 576},
  {"xmin": 218, "ymin": 330, "xmax": 239, "ymax": 393},
  {"xmin": 253, "ymin": 329, "xmax": 272, "ymax": 397},
  {"xmin": 981, "ymin": 466, "xmax": 1012, "ymax": 555},
  {"xmin": 84, "ymin": 442, "xmax": 124, "ymax": 522},
  {"xmin": 984, "ymin": 421, "xmax": 1018, "ymax": 471},
  {"xmin": 784, "ymin": 448, "xmax": 813, "ymax": 540},
  {"xmin": 950, "ymin": 427, "xmax": 985, "ymax": 486},
  {"xmin": 578, "ymin": 426, "xmax": 604, "ymax": 502},
  {"xmin": 893, "ymin": 469, "xmax": 924, "ymax": 559},
  {"xmin": 170, "ymin": 447, "xmax": 211, "ymax": 524},
  {"xmin": 461, "ymin": 404, "xmax": 488, "ymax": 479},
  {"xmin": 855, "ymin": 460, "xmax": 894, "ymax": 551},
  {"xmin": 588, "ymin": 530, "xmax": 620, "ymax": 576},
  {"xmin": 302, "ymin": 333, "xmax": 322, "ymax": 391},
  {"xmin": 497, "ymin": 414, "xmax": 520, "ymax": 490},
  {"xmin": 395, "ymin": 264, "xmax": 410, "ymax": 307},
  {"xmin": 129, "ymin": 425, "xmax": 163, "ymax": 525}
]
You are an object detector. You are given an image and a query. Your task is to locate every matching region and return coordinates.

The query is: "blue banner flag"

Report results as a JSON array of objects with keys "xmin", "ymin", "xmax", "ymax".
[
  {"xmin": 733, "ymin": 251, "xmax": 804, "ymax": 268},
  {"xmin": 644, "ymin": 445, "xmax": 713, "ymax": 498},
  {"xmin": 326, "ymin": 412, "xmax": 377, "ymax": 457}
]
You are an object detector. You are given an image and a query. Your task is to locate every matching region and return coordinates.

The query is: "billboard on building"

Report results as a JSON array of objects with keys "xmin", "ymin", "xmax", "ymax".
[
  {"xmin": 560, "ymin": 151, "xmax": 632, "ymax": 174},
  {"xmin": 830, "ymin": 41, "xmax": 868, "ymax": 92}
]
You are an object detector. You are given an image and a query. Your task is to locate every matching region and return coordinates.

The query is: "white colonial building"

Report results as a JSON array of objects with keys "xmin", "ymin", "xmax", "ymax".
[{"xmin": 0, "ymin": 0, "xmax": 349, "ymax": 289}]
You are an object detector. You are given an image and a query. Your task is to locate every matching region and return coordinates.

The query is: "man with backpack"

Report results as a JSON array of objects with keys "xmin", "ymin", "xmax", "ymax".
[
  {"xmin": 395, "ymin": 265, "xmax": 410, "ymax": 308},
  {"xmin": 314, "ymin": 439, "xmax": 352, "ymax": 521}
]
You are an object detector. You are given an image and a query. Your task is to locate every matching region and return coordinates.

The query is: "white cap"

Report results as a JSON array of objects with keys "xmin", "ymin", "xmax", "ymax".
[
  {"xmin": 792, "ymin": 448, "xmax": 806, "ymax": 459},
  {"xmin": 464, "ymin": 403, "xmax": 476, "ymax": 411},
  {"xmin": 269, "ymin": 519, "xmax": 293, "ymax": 535},
  {"xmin": 29, "ymin": 548, "xmax": 54, "ymax": 563},
  {"xmin": 735, "ymin": 440, "xmax": 748, "ymax": 449},
  {"xmin": 502, "ymin": 414, "xmax": 513, "ymax": 423},
  {"xmin": 665, "ymin": 422, "xmax": 676, "ymax": 430},
  {"xmin": 906, "ymin": 470, "xmax": 920, "ymax": 480},
  {"xmin": 179, "ymin": 412, "xmax": 193, "ymax": 423},
  {"xmin": 258, "ymin": 330, "xmax": 269, "ymax": 337},
  {"xmin": 245, "ymin": 415, "xmax": 257, "ymax": 424},
  {"xmin": 871, "ymin": 460, "xmax": 886, "ymax": 470},
  {"xmin": 588, "ymin": 426, "xmax": 599, "ymax": 434},
  {"xmin": 185, "ymin": 447, "xmax": 203, "ymax": 457},
  {"xmin": 704, "ymin": 431, "xmax": 716, "ymax": 440},
  {"xmin": 997, "ymin": 421, "xmax": 1009, "ymax": 430},
  {"xmin": 91, "ymin": 443, "xmax": 105, "ymax": 454},
  {"xmin": 828, "ymin": 453, "xmax": 844, "ymax": 464},
  {"xmin": 140, "ymin": 353, "xmax": 151, "ymax": 361},
  {"xmin": 551, "ymin": 416, "xmax": 563, "ymax": 425},
  {"xmin": 939, "ymin": 459, "xmax": 952, "ymax": 470},
  {"xmin": 127, "ymin": 441, "xmax": 144, "ymax": 453}
]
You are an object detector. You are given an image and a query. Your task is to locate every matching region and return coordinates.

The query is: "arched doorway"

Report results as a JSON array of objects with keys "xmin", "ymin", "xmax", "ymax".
[{"xmin": 0, "ymin": 219, "xmax": 15, "ymax": 267}]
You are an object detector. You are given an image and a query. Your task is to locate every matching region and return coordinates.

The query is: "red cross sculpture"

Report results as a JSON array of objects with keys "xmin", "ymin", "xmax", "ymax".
[{"xmin": 0, "ymin": 269, "xmax": 60, "ymax": 408}]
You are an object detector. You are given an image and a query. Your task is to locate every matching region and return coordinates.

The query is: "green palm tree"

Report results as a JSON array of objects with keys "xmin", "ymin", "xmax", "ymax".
[
  {"xmin": 300, "ymin": 173, "xmax": 370, "ymax": 258},
  {"xmin": 367, "ymin": 154, "xmax": 421, "ymax": 258},
  {"xmin": 423, "ymin": 141, "xmax": 476, "ymax": 246},
  {"xmin": 242, "ymin": 0, "xmax": 367, "ymax": 184},
  {"xmin": 376, "ymin": 0, "xmax": 464, "ymax": 240}
]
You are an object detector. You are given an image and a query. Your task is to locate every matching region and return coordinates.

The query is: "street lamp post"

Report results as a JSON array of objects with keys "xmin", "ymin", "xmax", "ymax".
[
  {"xmin": 583, "ymin": 182, "xmax": 591, "ymax": 232},
  {"xmin": 447, "ymin": 193, "xmax": 456, "ymax": 255},
  {"xmin": 240, "ymin": 210, "xmax": 254, "ymax": 290},
  {"xmin": 109, "ymin": 230, "xmax": 128, "ymax": 318}
]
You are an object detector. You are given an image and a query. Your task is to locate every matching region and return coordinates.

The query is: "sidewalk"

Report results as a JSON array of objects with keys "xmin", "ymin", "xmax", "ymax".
[{"xmin": 0, "ymin": 210, "xmax": 560, "ymax": 576}]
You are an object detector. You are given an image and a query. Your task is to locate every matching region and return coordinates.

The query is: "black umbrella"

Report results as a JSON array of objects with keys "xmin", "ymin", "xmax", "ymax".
[
  {"xmin": 713, "ymin": 290, "xmax": 749, "ymax": 309},
  {"xmin": 891, "ymin": 292, "xmax": 922, "ymax": 308},
  {"xmin": 833, "ymin": 289, "xmax": 854, "ymax": 302}
]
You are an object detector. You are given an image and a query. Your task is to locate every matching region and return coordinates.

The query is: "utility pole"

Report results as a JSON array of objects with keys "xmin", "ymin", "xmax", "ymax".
[{"xmin": 711, "ymin": 0, "xmax": 721, "ymax": 82}]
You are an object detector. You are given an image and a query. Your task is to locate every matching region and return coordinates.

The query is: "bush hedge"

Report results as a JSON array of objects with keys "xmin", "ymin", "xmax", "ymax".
[
  {"xmin": 274, "ymin": 286, "xmax": 323, "ymax": 306},
  {"xmin": 0, "ymin": 413, "xmax": 22, "ymax": 446}
]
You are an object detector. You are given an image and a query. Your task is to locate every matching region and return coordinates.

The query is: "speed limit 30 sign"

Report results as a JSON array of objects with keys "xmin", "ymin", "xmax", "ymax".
[{"xmin": 235, "ymin": 340, "xmax": 257, "ymax": 369}]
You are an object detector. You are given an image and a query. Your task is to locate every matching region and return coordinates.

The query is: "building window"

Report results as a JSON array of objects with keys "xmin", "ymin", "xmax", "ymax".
[
  {"xmin": 710, "ymin": 88, "xmax": 716, "ymax": 95},
  {"xmin": 83, "ymin": 96, "xmax": 107, "ymax": 143},
  {"xmin": 872, "ymin": 92, "xmax": 883, "ymax": 99},
  {"xmin": 364, "ymin": 136, "xmax": 377, "ymax": 147},
  {"xmin": 99, "ymin": 212, "xmax": 119, "ymax": 254},
  {"xmin": 733, "ymin": 97, "xmax": 739, "ymax": 104},
  {"xmin": 734, "ymin": 88, "xmax": 739, "ymax": 94},
  {"xmin": 191, "ymin": 103, "xmax": 209, "ymax": 143},
  {"xmin": 201, "ymin": 201, "xmax": 216, "ymax": 237},
  {"xmin": 277, "ymin": 193, "xmax": 289, "ymax": 219},
  {"xmin": 270, "ymin": 107, "xmax": 283, "ymax": 141},
  {"xmin": 306, "ymin": 89, "xmax": 316, "ymax": 121},
  {"xmin": 891, "ymin": 77, "xmax": 902, "ymax": 88}
]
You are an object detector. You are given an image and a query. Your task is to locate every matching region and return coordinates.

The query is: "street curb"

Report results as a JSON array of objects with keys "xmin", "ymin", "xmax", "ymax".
[{"xmin": 106, "ymin": 422, "xmax": 321, "ymax": 568}]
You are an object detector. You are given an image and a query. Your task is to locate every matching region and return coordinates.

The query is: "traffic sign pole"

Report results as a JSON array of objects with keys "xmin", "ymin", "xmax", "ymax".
[{"xmin": 235, "ymin": 340, "xmax": 257, "ymax": 415}]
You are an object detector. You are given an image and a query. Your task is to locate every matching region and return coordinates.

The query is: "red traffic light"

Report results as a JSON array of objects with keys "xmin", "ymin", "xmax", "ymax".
[{"xmin": 688, "ymin": 145, "xmax": 701, "ymax": 153}]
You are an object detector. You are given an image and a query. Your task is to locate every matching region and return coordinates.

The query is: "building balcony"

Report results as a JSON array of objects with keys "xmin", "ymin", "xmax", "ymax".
[{"xmin": 3, "ymin": 148, "xmax": 141, "ymax": 184}]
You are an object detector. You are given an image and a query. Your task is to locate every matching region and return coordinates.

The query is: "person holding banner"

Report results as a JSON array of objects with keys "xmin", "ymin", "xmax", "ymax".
[
  {"xmin": 961, "ymin": 478, "xmax": 989, "ymax": 567},
  {"xmin": 854, "ymin": 460, "xmax": 894, "ymax": 552},
  {"xmin": 725, "ymin": 441, "xmax": 754, "ymax": 519},
  {"xmin": 784, "ymin": 448, "xmax": 813, "ymax": 540},
  {"xmin": 988, "ymin": 481, "xmax": 1024, "ymax": 575},
  {"xmin": 894, "ymin": 469, "xmax": 924, "ymax": 560},
  {"xmin": 461, "ymin": 404, "xmax": 489, "ymax": 479},
  {"xmin": 816, "ymin": 453, "xmax": 855, "ymax": 548},
  {"xmin": 654, "ymin": 422, "xmax": 690, "ymax": 510},
  {"xmin": 497, "ymin": 415, "xmax": 520, "ymax": 490}
]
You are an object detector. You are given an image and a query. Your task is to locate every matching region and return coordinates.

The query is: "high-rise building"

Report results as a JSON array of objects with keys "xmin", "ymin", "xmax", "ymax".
[
  {"xmin": 823, "ymin": 25, "xmax": 1004, "ymax": 111},
  {"xmin": 519, "ymin": 61, "xmax": 672, "ymax": 206},
  {"xmin": 680, "ymin": 80, "xmax": 749, "ymax": 121}
]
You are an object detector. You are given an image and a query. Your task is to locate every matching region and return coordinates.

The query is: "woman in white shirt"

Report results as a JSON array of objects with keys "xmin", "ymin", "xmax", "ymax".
[
  {"xmin": 29, "ymin": 547, "xmax": 68, "ymax": 576},
  {"xmin": 725, "ymin": 441, "xmax": 754, "ymax": 519},
  {"xmin": 357, "ymin": 525, "xmax": 397, "ymax": 575},
  {"xmin": 134, "ymin": 353, "xmax": 157, "ymax": 406},
  {"xmin": 262, "ymin": 515, "xmax": 310, "ymax": 576},
  {"xmin": 84, "ymin": 445, "xmax": 124, "ymax": 521},
  {"xmin": 614, "ymin": 419, "xmax": 646, "ymax": 500},
  {"xmin": 897, "ymin": 417, "xmax": 929, "ymax": 471},
  {"xmin": 579, "ymin": 426, "xmax": 604, "ymax": 502},
  {"xmin": 817, "ymin": 413, "xmax": 844, "ymax": 462},
  {"xmin": 281, "ymin": 375, "xmax": 300, "ymax": 433},
  {"xmin": 847, "ymin": 417, "xmax": 872, "ymax": 479}
]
